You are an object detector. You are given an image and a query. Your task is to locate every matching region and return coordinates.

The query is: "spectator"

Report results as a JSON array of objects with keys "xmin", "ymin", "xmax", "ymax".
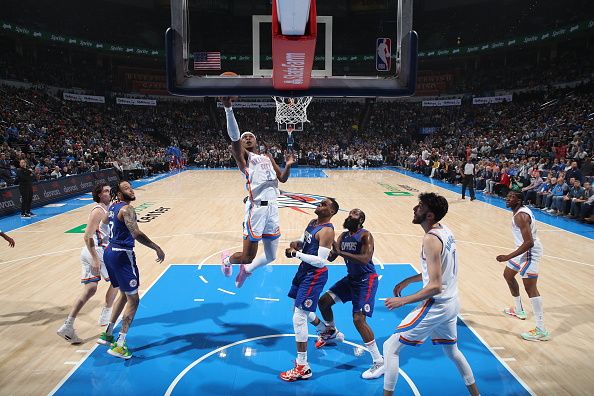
[
  {"xmin": 570, "ymin": 182, "xmax": 592, "ymax": 219},
  {"xmin": 565, "ymin": 161, "xmax": 583, "ymax": 184}
]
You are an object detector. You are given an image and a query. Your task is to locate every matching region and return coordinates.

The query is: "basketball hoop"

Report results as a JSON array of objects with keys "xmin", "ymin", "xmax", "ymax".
[{"xmin": 272, "ymin": 96, "xmax": 313, "ymax": 131}]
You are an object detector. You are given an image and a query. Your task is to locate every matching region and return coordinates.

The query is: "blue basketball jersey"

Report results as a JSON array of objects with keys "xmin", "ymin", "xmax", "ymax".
[
  {"xmin": 108, "ymin": 202, "xmax": 135, "ymax": 249},
  {"xmin": 299, "ymin": 220, "xmax": 334, "ymax": 271},
  {"xmin": 340, "ymin": 229, "xmax": 375, "ymax": 277}
]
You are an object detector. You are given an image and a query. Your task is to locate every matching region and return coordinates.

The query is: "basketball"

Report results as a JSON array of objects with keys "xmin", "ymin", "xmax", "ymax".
[{"xmin": 218, "ymin": 72, "xmax": 239, "ymax": 102}]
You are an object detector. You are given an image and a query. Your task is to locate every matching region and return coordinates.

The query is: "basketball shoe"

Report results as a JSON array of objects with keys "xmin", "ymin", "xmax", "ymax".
[
  {"xmin": 57, "ymin": 324, "xmax": 82, "ymax": 344},
  {"xmin": 521, "ymin": 328, "xmax": 550, "ymax": 341},
  {"xmin": 108, "ymin": 342, "xmax": 132, "ymax": 359},
  {"xmin": 97, "ymin": 331, "xmax": 115, "ymax": 346},
  {"xmin": 315, "ymin": 327, "xmax": 345, "ymax": 348},
  {"xmin": 362, "ymin": 361, "xmax": 385, "ymax": 379},
  {"xmin": 503, "ymin": 307, "xmax": 527, "ymax": 320},
  {"xmin": 280, "ymin": 361, "xmax": 312, "ymax": 382},
  {"xmin": 235, "ymin": 264, "xmax": 251, "ymax": 288},
  {"xmin": 221, "ymin": 251, "xmax": 232, "ymax": 277}
]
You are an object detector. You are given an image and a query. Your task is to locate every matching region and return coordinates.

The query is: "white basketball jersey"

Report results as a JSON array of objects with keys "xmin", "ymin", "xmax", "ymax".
[
  {"xmin": 421, "ymin": 225, "xmax": 458, "ymax": 302},
  {"xmin": 90, "ymin": 205, "xmax": 109, "ymax": 248},
  {"xmin": 512, "ymin": 207, "xmax": 542, "ymax": 252},
  {"xmin": 244, "ymin": 152, "xmax": 279, "ymax": 202}
]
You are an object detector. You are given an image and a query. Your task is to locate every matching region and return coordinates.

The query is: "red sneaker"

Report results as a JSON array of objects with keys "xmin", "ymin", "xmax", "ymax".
[
  {"xmin": 235, "ymin": 264, "xmax": 252, "ymax": 288},
  {"xmin": 315, "ymin": 327, "xmax": 344, "ymax": 349},
  {"xmin": 280, "ymin": 362, "xmax": 312, "ymax": 382},
  {"xmin": 221, "ymin": 251, "xmax": 232, "ymax": 277}
]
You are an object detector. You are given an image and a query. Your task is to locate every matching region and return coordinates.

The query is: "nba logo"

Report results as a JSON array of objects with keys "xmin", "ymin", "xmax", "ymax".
[{"xmin": 376, "ymin": 38, "xmax": 391, "ymax": 72}]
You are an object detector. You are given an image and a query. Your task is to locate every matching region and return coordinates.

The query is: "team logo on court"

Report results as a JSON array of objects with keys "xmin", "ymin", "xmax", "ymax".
[
  {"xmin": 304, "ymin": 299, "xmax": 313, "ymax": 308},
  {"xmin": 364, "ymin": 304, "xmax": 371, "ymax": 313},
  {"xmin": 279, "ymin": 191, "xmax": 343, "ymax": 213},
  {"xmin": 129, "ymin": 279, "xmax": 138, "ymax": 288}
]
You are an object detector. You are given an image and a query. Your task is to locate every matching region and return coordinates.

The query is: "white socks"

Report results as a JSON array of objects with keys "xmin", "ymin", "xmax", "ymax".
[
  {"xmin": 297, "ymin": 351, "xmax": 308, "ymax": 365},
  {"xmin": 514, "ymin": 296, "xmax": 523, "ymax": 312},
  {"xmin": 116, "ymin": 332, "xmax": 127, "ymax": 346},
  {"xmin": 530, "ymin": 296, "xmax": 545, "ymax": 330},
  {"xmin": 365, "ymin": 339, "xmax": 383, "ymax": 364},
  {"xmin": 64, "ymin": 316, "xmax": 75, "ymax": 327}
]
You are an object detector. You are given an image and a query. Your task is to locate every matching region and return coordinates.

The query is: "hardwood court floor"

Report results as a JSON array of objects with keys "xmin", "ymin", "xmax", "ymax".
[{"xmin": 0, "ymin": 169, "xmax": 592, "ymax": 395}]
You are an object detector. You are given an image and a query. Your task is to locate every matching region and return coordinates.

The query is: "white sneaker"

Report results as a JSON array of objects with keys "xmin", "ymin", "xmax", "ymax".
[
  {"xmin": 57, "ymin": 324, "xmax": 83, "ymax": 344},
  {"xmin": 362, "ymin": 361, "xmax": 385, "ymax": 379},
  {"xmin": 98, "ymin": 306, "xmax": 113, "ymax": 326}
]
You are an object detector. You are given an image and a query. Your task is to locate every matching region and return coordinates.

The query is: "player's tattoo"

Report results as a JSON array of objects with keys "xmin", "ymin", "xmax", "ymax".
[
  {"xmin": 123, "ymin": 205, "xmax": 158, "ymax": 249},
  {"xmin": 85, "ymin": 238, "xmax": 96, "ymax": 250},
  {"xmin": 123, "ymin": 206, "xmax": 141, "ymax": 235},
  {"xmin": 135, "ymin": 233, "xmax": 156, "ymax": 248},
  {"xmin": 121, "ymin": 314, "xmax": 133, "ymax": 332}
]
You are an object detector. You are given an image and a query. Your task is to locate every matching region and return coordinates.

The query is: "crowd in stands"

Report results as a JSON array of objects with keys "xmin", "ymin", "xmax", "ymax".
[
  {"xmin": 0, "ymin": 86, "xmax": 178, "ymax": 187},
  {"xmin": 1, "ymin": 71, "xmax": 592, "ymax": 223},
  {"xmin": 399, "ymin": 86, "xmax": 593, "ymax": 222}
]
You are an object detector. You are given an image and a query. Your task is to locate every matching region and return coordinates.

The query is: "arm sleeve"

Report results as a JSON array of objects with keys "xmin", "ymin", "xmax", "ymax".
[
  {"xmin": 225, "ymin": 107, "xmax": 240, "ymax": 142},
  {"xmin": 295, "ymin": 246, "xmax": 331, "ymax": 268}
]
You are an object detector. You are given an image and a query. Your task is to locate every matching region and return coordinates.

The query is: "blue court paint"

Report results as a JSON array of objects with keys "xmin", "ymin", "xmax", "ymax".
[
  {"xmin": 289, "ymin": 168, "xmax": 328, "ymax": 178},
  {"xmin": 385, "ymin": 167, "xmax": 594, "ymax": 239},
  {"xmin": 0, "ymin": 170, "xmax": 184, "ymax": 233},
  {"xmin": 53, "ymin": 264, "xmax": 530, "ymax": 396}
]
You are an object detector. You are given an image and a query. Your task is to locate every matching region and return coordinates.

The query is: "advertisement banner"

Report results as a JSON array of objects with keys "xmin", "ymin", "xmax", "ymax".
[
  {"xmin": 116, "ymin": 97, "xmax": 157, "ymax": 106},
  {"xmin": 472, "ymin": 95, "xmax": 513, "ymax": 104},
  {"xmin": 63, "ymin": 92, "xmax": 106, "ymax": 103},
  {"xmin": 216, "ymin": 102, "xmax": 276, "ymax": 108},
  {"xmin": 1, "ymin": 19, "xmax": 593, "ymax": 60},
  {"xmin": 0, "ymin": 169, "xmax": 119, "ymax": 216},
  {"xmin": 421, "ymin": 98, "xmax": 462, "ymax": 107}
]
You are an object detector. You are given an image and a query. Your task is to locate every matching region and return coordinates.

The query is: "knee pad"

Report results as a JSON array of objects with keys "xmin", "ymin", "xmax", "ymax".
[
  {"xmin": 293, "ymin": 307, "xmax": 309, "ymax": 342},
  {"xmin": 306, "ymin": 311, "xmax": 317, "ymax": 322}
]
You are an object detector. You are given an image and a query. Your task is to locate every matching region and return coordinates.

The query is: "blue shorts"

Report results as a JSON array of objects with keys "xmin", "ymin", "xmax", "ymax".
[
  {"xmin": 104, "ymin": 246, "xmax": 139, "ymax": 293},
  {"xmin": 329, "ymin": 273, "xmax": 379, "ymax": 317},
  {"xmin": 288, "ymin": 267, "xmax": 328, "ymax": 312}
]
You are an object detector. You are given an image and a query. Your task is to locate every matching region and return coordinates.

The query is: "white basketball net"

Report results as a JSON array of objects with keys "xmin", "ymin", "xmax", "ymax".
[{"xmin": 272, "ymin": 96, "xmax": 313, "ymax": 131}]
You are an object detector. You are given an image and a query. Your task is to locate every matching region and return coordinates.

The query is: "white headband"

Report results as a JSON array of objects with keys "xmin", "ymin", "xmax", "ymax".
[{"xmin": 240, "ymin": 131, "xmax": 256, "ymax": 139}]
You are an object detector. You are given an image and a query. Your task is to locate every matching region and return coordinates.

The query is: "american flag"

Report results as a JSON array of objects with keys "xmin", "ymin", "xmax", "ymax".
[{"xmin": 193, "ymin": 51, "xmax": 221, "ymax": 70}]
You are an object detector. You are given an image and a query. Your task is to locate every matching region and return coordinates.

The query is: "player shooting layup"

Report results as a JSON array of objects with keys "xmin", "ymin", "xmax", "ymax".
[{"xmin": 219, "ymin": 97, "xmax": 295, "ymax": 288}]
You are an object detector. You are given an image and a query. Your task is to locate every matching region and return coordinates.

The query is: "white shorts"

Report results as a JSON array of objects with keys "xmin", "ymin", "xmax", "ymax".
[
  {"xmin": 242, "ymin": 200, "xmax": 281, "ymax": 242},
  {"xmin": 80, "ymin": 247, "xmax": 110, "ymax": 284},
  {"xmin": 507, "ymin": 247, "xmax": 541, "ymax": 279},
  {"xmin": 395, "ymin": 298, "xmax": 459, "ymax": 346}
]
